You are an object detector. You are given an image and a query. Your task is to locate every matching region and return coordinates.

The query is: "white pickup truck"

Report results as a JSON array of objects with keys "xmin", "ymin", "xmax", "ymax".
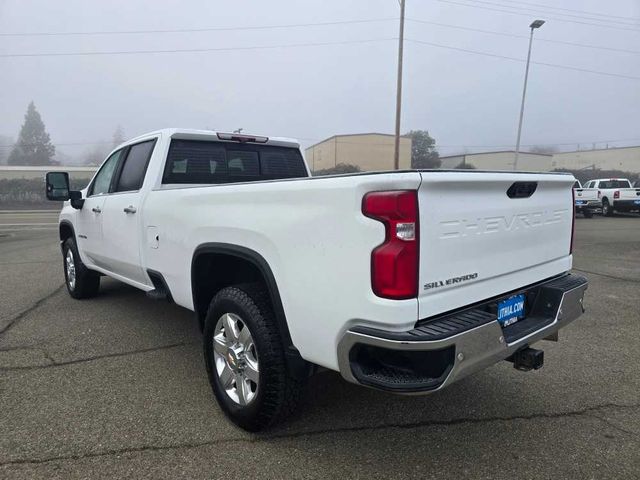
[
  {"xmin": 46, "ymin": 128, "xmax": 588, "ymax": 431},
  {"xmin": 583, "ymin": 178, "xmax": 640, "ymax": 216},
  {"xmin": 572, "ymin": 180, "xmax": 601, "ymax": 218}
]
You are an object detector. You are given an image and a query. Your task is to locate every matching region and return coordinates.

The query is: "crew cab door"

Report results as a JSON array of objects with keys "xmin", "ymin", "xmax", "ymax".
[
  {"xmin": 75, "ymin": 149, "xmax": 124, "ymax": 266},
  {"xmin": 100, "ymin": 139, "xmax": 156, "ymax": 285}
]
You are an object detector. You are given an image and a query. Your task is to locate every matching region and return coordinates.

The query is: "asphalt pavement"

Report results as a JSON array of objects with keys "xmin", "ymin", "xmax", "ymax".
[{"xmin": 0, "ymin": 211, "xmax": 638, "ymax": 479}]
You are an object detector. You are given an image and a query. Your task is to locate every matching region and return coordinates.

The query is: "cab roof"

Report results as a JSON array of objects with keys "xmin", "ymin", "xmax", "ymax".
[{"xmin": 124, "ymin": 128, "xmax": 300, "ymax": 149}]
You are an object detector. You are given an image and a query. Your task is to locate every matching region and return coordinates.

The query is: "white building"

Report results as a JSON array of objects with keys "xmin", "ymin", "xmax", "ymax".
[
  {"xmin": 550, "ymin": 146, "xmax": 640, "ymax": 172},
  {"xmin": 0, "ymin": 165, "xmax": 97, "ymax": 181},
  {"xmin": 439, "ymin": 151, "xmax": 552, "ymax": 171},
  {"xmin": 440, "ymin": 146, "xmax": 640, "ymax": 173}
]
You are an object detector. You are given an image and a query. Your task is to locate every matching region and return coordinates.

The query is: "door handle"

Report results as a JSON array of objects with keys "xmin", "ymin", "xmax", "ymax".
[
  {"xmin": 92, "ymin": 207, "xmax": 102, "ymax": 214},
  {"xmin": 123, "ymin": 206, "xmax": 137, "ymax": 214}
]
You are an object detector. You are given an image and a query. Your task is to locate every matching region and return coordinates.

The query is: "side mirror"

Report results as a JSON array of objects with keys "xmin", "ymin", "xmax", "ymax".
[
  {"xmin": 46, "ymin": 172, "xmax": 70, "ymax": 201},
  {"xmin": 45, "ymin": 172, "xmax": 85, "ymax": 209}
]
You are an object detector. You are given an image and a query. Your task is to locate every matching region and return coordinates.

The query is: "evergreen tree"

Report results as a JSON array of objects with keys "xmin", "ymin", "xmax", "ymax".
[
  {"xmin": 112, "ymin": 125, "xmax": 126, "ymax": 148},
  {"xmin": 8, "ymin": 102, "xmax": 55, "ymax": 165}
]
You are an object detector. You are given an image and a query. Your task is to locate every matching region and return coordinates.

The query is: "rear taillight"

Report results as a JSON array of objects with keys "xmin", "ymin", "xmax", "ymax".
[
  {"xmin": 614, "ymin": 190, "xmax": 620, "ymax": 199},
  {"xmin": 570, "ymin": 187, "xmax": 575, "ymax": 254},
  {"xmin": 362, "ymin": 190, "xmax": 418, "ymax": 299}
]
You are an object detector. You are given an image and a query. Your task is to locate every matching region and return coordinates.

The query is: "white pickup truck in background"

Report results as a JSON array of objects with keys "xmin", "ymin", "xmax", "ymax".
[
  {"xmin": 583, "ymin": 178, "xmax": 640, "ymax": 216},
  {"xmin": 45, "ymin": 128, "xmax": 588, "ymax": 431},
  {"xmin": 573, "ymin": 180, "xmax": 601, "ymax": 218}
]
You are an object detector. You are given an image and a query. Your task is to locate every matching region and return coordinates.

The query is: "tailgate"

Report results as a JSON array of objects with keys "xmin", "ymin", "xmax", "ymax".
[
  {"xmin": 619, "ymin": 188, "xmax": 640, "ymax": 200},
  {"xmin": 575, "ymin": 188, "xmax": 598, "ymax": 201},
  {"xmin": 417, "ymin": 171, "xmax": 574, "ymax": 319}
]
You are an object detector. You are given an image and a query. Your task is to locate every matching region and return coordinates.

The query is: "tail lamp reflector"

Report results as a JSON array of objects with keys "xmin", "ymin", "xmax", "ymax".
[{"xmin": 570, "ymin": 187, "xmax": 575, "ymax": 255}]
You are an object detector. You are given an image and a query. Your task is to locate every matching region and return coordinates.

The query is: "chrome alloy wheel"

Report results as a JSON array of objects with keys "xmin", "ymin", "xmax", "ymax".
[
  {"xmin": 65, "ymin": 248, "xmax": 76, "ymax": 291},
  {"xmin": 213, "ymin": 313, "xmax": 259, "ymax": 406}
]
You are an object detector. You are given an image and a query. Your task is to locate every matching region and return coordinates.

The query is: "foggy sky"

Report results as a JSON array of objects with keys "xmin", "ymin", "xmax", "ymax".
[{"xmin": 1, "ymin": 0, "xmax": 639, "ymax": 163}]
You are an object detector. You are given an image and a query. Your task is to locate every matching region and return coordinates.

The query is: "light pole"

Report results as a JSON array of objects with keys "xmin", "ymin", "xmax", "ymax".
[
  {"xmin": 514, "ymin": 19, "xmax": 545, "ymax": 170},
  {"xmin": 393, "ymin": 0, "xmax": 406, "ymax": 170}
]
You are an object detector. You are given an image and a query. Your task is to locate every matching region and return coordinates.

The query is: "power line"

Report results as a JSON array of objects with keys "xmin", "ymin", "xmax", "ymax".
[
  {"xmin": 0, "ymin": 37, "xmax": 396, "ymax": 58},
  {"xmin": 499, "ymin": 0, "xmax": 640, "ymax": 22},
  {"xmin": 3, "ymin": 33, "xmax": 637, "ymax": 81},
  {"xmin": 405, "ymin": 37, "xmax": 640, "ymax": 81},
  {"xmin": 436, "ymin": 138, "xmax": 640, "ymax": 148},
  {"xmin": 0, "ymin": 141, "xmax": 112, "ymax": 148},
  {"xmin": 436, "ymin": 0, "xmax": 640, "ymax": 33},
  {"xmin": 460, "ymin": 0, "xmax": 640, "ymax": 27},
  {"xmin": 0, "ymin": 18, "xmax": 396, "ymax": 37},
  {"xmin": 407, "ymin": 18, "xmax": 640, "ymax": 55}
]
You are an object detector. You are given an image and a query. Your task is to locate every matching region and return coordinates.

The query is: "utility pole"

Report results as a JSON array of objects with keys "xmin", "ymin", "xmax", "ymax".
[
  {"xmin": 393, "ymin": 0, "xmax": 406, "ymax": 170},
  {"xmin": 514, "ymin": 19, "xmax": 545, "ymax": 170}
]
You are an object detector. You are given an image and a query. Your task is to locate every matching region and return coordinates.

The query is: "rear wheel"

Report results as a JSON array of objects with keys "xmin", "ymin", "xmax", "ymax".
[
  {"xmin": 602, "ymin": 199, "xmax": 614, "ymax": 217},
  {"xmin": 203, "ymin": 284, "xmax": 304, "ymax": 431},
  {"xmin": 63, "ymin": 238, "xmax": 100, "ymax": 299}
]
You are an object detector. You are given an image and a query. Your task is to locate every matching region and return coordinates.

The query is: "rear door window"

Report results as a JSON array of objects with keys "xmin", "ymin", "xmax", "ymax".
[
  {"xmin": 114, "ymin": 140, "xmax": 156, "ymax": 192},
  {"xmin": 163, "ymin": 139, "xmax": 307, "ymax": 184}
]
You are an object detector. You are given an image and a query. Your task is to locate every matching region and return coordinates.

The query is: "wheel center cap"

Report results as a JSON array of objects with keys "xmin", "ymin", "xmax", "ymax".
[{"xmin": 226, "ymin": 347, "xmax": 243, "ymax": 371}]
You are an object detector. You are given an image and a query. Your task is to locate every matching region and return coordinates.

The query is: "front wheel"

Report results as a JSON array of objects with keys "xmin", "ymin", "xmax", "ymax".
[
  {"xmin": 203, "ymin": 284, "xmax": 304, "ymax": 432},
  {"xmin": 62, "ymin": 238, "xmax": 100, "ymax": 299}
]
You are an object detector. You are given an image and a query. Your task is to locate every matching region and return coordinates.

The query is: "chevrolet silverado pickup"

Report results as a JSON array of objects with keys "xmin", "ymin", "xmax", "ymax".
[
  {"xmin": 584, "ymin": 178, "xmax": 640, "ymax": 216},
  {"xmin": 573, "ymin": 180, "xmax": 601, "ymax": 218},
  {"xmin": 45, "ymin": 128, "xmax": 588, "ymax": 431}
]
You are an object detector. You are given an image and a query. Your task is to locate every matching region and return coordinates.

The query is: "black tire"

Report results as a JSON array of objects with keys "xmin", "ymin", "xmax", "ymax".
[
  {"xmin": 62, "ymin": 238, "xmax": 100, "ymax": 299},
  {"xmin": 583, "ymin": 209, "xmax": 593, "ymax": 218},
  {"xmin": 203, "ymin": 284, "xmax": 304, "ymax": 432},
  {"xmin": 602, "ymin": 199, "xmax": 614, "ymax": 217}
]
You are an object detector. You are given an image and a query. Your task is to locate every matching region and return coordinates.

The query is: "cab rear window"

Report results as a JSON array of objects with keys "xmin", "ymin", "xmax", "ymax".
[{"xmin": 162, "ymin": 139, "xmax": 307, "ymax": 184}]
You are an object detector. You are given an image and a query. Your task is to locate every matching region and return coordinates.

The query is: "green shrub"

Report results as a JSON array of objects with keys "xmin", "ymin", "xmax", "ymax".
[
  {"xmin": 0, "ymin": 178, "xmax": 88, "ymax": 207},
  {"xmin": 312, "ymin": 163, "xmax": 362, "ymax": 176}
]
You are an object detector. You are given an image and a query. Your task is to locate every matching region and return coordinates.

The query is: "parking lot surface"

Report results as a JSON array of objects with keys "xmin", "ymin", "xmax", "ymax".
[{"xmin": 0, "ymin": 212, "xmax": 638, "ymax": 479}]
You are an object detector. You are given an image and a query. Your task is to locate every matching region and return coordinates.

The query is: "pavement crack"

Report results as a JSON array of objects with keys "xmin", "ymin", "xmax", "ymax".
[
  {"xmin": 588, "ymin": 413, "xmax": 638, "ymax": 438},
  {"xmin": 0, "ymin": 341, "xmax": 195, "ymax": 372},
  {"xmin": 572, "ymin": 268, "xmax": 639, "ymax": 284},
  {"xmin": 0, "ymin": 260, "xmax": 59, "ymax": 266},
  {"xmin": 0, "ymin": 284, "xmax": 65, "ymax": 336},
  {"xmin": 1, "ymin": 402, "xmax": 638, "ymax": 467},
  {"xmin": 0, "ymin": 345, "xmax": 42, "ymax": 353},
  {"xmin": 264, "ymin": 402, "xmax": 640, "ymax": 440}
]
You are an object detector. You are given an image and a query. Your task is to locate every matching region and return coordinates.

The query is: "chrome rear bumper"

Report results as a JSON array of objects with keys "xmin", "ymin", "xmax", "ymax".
[{"xmin": 337, "ymin": 274, "xmax": 588, "ymax": 393}]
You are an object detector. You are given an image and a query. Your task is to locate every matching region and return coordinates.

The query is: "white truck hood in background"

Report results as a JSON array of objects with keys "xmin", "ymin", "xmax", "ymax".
[{"xmin": 417, "ymin": 171, "xmax": 574, "ymax": 320}]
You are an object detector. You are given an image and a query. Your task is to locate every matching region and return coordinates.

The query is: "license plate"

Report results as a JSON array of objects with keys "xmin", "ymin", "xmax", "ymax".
[
  {"xmin": 497, "ymin": 294, "xmax": 525, "ymax": 327},
  {"xmin": 575, "ymin": 200, "xmax": 586, "ymax": 205}
]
